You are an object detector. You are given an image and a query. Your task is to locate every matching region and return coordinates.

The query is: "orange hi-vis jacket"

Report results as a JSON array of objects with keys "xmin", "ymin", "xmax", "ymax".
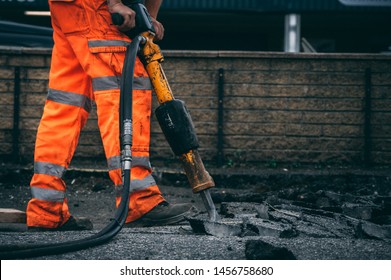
[{"xmin": 26, "ymin": 0, "xmax": 164, "ymax": 228}]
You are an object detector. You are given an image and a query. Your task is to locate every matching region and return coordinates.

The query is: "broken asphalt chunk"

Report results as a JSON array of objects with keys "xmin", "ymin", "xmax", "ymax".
[
  {"xmin": 220, "ymin": 202, "xmax": 268, "ymax": 219},
  {"xmin": 342, "ymin": 203, "xmax": 378, "ymax": 220},
  {"xmin": 355, "ymin": 221, "xmax": 391, "ymax": 240}
]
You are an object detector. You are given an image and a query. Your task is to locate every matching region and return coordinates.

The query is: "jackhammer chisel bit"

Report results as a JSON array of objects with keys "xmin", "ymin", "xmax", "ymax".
[{"xmin": 200, "ymin": 189, "xmax": 220, "ymax": 222}]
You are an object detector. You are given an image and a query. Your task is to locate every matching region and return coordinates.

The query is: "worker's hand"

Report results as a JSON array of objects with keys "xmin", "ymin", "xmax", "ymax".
[
  {"xmin": 108, "ymin": 1, "xmax": 136, "ymax": 32},
  {"xmin": 151, "ymin": 17, "xmax": 164, "ymax": 41}
]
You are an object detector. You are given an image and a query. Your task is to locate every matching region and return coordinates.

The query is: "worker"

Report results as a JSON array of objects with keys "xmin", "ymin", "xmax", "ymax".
[{"xmin": 26, "ymin": 0, "xmax": 193, "ymax": 231}]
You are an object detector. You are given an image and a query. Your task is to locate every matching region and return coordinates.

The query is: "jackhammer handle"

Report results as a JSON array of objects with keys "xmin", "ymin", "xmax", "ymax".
[
  {"xmin": 111, "ymin": 13, "xmax": 124, "ymax": 26},
  {"xmin": 110, "ymin": 3, "xmax": 155, "ymax": 38}
]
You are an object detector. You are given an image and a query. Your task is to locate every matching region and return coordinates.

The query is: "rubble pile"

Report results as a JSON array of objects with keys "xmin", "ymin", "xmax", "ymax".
[{"xmin": 186, "ymin": 175, "xmax": 391, "ymax": 259}]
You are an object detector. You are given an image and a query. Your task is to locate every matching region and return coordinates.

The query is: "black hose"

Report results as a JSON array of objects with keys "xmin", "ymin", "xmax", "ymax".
[{"xmin": 0, "ymin": 37, "xmax": 143, "ymax": 260}]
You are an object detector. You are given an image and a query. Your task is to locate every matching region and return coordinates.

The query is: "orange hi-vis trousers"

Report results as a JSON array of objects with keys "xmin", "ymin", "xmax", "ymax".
[{"xmin": 26, "ymin": 0, "xmax": 164, "ymax": 228}]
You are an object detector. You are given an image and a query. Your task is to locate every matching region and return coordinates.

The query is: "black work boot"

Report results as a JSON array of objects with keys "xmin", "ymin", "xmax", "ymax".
[
  {"xmin": 124, "ymin": 201, "xmax": 194, "ymax": 228},
  {"xmin": 28, "ymin": 216, "xmax": 93, "ymax": 232}
]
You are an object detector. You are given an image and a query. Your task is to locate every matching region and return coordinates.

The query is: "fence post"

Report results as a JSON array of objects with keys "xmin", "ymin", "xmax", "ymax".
[
  {"xmin": 364, "ymin": 68, "xmax": 372, "ymax": 167},
  {"xmin": 217, "ymin": 68, "xmax": 225, "ymax": 167},
  {"xmin": 13, "ymin": 67, "xmax": 21, "ymax": 163}
]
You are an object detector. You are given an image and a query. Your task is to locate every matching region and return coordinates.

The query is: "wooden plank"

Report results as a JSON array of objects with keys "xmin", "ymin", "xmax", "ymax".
[{"xmin": 0, "ymin": 208, "xmax": 26, "ymax": 223}]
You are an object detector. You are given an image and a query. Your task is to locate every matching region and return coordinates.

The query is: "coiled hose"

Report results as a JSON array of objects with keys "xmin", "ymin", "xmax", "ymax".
[{"xmin": 0, "ymin": 35, "xmax": 144, "ymax": 260}]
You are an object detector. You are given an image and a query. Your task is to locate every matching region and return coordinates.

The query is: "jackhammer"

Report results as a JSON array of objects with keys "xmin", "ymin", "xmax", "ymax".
[
  {"xmin": 113, "ymin": 0, "xmax": 219, "ymax": 222},
  {"xmin": 0, "ymin": 1, "xmax": 218, "ymax": 259}
]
